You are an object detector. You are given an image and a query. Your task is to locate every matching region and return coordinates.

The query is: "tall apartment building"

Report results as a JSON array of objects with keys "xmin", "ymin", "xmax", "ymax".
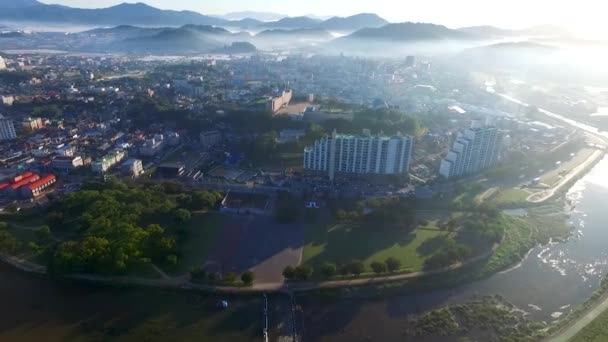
[
  {"xmin": 0, "ymin": 56, "xmax": 6, "ymax": 70},
  {"xmin": 0, "ymin": 114, "xmax": 16, "ymax": 140},
  {"xmin": 439, "ymin": 120, "xmax": 504, "ymax": 179},
  {"xmin": 304, "ymin": 130, "xmax": 414, "ymax": 180}
]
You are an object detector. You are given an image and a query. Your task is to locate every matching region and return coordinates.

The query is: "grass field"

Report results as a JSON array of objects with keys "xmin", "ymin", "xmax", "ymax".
[
  {"xmin": 167, "ymin": 213, "xmax": 226, "ymax": 275},
  {"xmin": 488, "ymin": 188, "xmax": 531, "ymax": 207},
  {"xmin": 571, "ymin": 308, "xmax": 608, "ymax": 342},
  {"xmin": 302, "ymin": 212, "xmax": 455, "ymax": 273}
]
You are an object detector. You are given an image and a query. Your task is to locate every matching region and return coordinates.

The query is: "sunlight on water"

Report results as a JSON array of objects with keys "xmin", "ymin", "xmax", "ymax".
[{"xmin": 578, "ymin": 156, "xmax": 608, "ymax": 189}]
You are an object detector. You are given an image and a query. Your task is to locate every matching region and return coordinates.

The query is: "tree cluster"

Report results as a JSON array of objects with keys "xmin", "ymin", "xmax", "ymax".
[{"xmin": 47, "ymin": 180, "xmax": 183, "ymax": 275}]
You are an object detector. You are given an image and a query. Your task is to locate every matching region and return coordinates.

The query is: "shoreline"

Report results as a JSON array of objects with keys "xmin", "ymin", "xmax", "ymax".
[{"xmin": 527, "ymin": 149, "xmax": 606, "ymax": 203}]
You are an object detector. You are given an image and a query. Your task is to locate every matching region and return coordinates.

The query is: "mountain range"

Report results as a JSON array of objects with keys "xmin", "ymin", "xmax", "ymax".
[{"xmin": 0, "ymin": 1, "xmax": 389, "ymax": 33}]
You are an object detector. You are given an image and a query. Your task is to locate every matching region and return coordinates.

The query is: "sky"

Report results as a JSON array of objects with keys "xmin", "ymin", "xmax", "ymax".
[{"xmin": 40, "ymin": 0, "xmax": 608, "ymax": 33}]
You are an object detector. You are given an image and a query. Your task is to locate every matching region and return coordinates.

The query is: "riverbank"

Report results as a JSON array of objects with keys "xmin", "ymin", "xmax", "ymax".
[{"xmin": 528, "ymin": 149, "xmax": 606, "ymax": 203}]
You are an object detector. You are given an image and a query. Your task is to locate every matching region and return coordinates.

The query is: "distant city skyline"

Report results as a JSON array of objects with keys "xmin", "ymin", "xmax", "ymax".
[{"xmin": 39, "ymin": 0, "xmax": 606, "ymax": 34}]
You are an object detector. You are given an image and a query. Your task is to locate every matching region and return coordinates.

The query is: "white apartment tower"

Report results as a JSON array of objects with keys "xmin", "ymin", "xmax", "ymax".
[
  {"xmin": 304, "ymin": 130, "xmax": 414, "ymax": 180},
  {"xmin": 439, "ymin": 120, "xmax": 504, "ymax": 178},
  {"xmin": 0, "ymin": 56, "xmax": 6, "ymax": 70},
  {"xmin": 0, "ymin": 114, "xmax": 16, "ymax": 140}
]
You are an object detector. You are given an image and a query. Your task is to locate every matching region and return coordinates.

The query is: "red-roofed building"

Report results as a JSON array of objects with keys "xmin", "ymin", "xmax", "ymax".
[
  {"xmin": 0, "ymin": 183, "xmax": 9, "ymax": 191},
  {"xmin": 10, "ymin": 174, "xmax": 40, "ymax": 191},
  {"xmin": 12, "ymin": 171, "xmax": 33, "ymax": 183},
  {"xmin": 21, "ymin": 174, "xmax": 56, "ymax": 198}
]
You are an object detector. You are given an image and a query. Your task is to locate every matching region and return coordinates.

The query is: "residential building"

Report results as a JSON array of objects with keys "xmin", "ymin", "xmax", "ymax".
[
  {"xmin": 21, "ymin": 117, "xmax": 44, "ymax": 131},
  {"xmin": 139, "ymin": 134, "xmax": 164, "ymax": 157},
  {"xmin": 6, "ymin": 173, "xmax": 40, "ymax": 195},
  {"xmin": 439, "ymin": 120, "xmax": 504, "ymax": 178},
  {"xmin": 303, "ymin": 129, "xmax": 414, "ymax": 180},
  {"xmin": 54, "ymin": 144, "xmax": 76, "ymax": 157},
  {"xmin": 167, "ymin": 132, "xmax": 180, "ymax": 146},
  {"xmin": 0, "ymin": 56, "xmax": 5, "ymax": 70},
  {"xmin": 200, "ymin": 130, "xmax": 221, "ymax": 150},
  {"xmin": 1, "ymin": 96, "xmax": 14, "ymax": 106},
  {"xmin": 92, "ymin": 150, "xmax": 127, "ymax": 174},
  {"xmin": 21, "ymin": 174, "xmax": 56, "ymax": 198},
  {"xmin": 52, "ymin": 156, "xmax": 84, "ymax": 172},
  {"xmin": 0, "ymin": 114, "xmax": 16, "ymax": 140},
  {"xmin": 122, "ymin": 158, "xmax": 144, "ymax": 177},
  {"xmin": 266, "ymin": 89, "xmax": 293, "ymax": 113}
]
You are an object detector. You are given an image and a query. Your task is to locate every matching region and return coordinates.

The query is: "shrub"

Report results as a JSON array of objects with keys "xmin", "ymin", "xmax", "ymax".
[
  {"xmin": 370, "ymin": 261, "xmax": 387, "ymax": 274},
  {"xmin": 320, "ymin": 263, "xmax": 337, "ymax": 278},
  {"xmin": 241, "ymin": 271, "xmax": 255, "ymax": 285},
  {"xmin": 385, "ymin": 257, "xmax": 401, "ymax": 272}
]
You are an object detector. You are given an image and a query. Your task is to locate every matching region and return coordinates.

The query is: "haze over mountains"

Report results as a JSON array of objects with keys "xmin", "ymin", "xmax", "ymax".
[{"xmin": 0, "ymin": 0, "xmax": 581, "ymax": 57}]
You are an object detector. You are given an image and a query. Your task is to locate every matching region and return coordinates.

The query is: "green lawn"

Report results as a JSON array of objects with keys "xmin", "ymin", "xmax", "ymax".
[
  {"xmin": 489, "ymin": 188, "xmax": 531, "ymax": 207},
  {"xmin": 302, "ymin": 215, "xmax": 453, "ymax": 273},
  {"xmin": 571, "ymin": 308, "xmax": 608, "ymax": 342},
  {"xmin": 166, "ymin": 213, "xmax": 225, "ymax": 275}
]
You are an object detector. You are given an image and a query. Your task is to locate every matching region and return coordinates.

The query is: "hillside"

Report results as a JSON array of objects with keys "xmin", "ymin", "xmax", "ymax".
[
  {"xmin": 344, "ymin": 22, "xmax": 471, "ymax": 41},
  {"xmin": 319, "ymin": 13, "xmax": 388, "ymax": 31}
]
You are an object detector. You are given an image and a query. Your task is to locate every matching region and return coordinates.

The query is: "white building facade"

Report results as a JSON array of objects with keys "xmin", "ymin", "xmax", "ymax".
[
  {"xmin": 304, "ymin": 130, "xmax": 414, "ymax": 180},
  {"xmin": 439, "ymin": 120, "xmax": 504, "ymax": 178}
]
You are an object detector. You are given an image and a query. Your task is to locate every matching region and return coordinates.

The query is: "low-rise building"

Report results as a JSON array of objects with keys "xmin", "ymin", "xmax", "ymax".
[
  {"xmin": 200, "ymin": 130, "xmax": 221, "ymax": 150},
  {"xmin": 139, "ymin": 134, "xmax": 164, "ymax": 156},
  {"xmin": 21, "ymin": 117, "xmax": 44, "ymax": 131},
  {"xmin": 92, "ymin": 150, "xmax": 127, "ymax": 174},
  {"xmin": 21, "ymin": 174, "xmax": 56, "ymax": 198},
  {"xmin": 121, "ymin": 158, "xmax": 144, "ymax": 177},
  {"xmin": 266, "ymin": 89, "xmax": 293, "ymax": 113},
  {"xmin": 52, "ymin": 156, "xmax": 84, "ymax": 172}
]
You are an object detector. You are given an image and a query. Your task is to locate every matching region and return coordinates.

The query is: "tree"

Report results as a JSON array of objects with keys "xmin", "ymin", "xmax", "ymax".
[
  {"xmin": 166, "ymin": 254, "xmax": 178, "ymax": 266},
  {"xmin": 283, "ymin": 266, "xmax": 296, "ymax": 280},
  {"xmin": 174, "ymin": 208, "xmax": 191, "ymax": 223},
  {"xmin": 294, "ymin": 264, "xmax": 313, "ymax": 280},
  {"xmin": 190, "ymin": 267, "xmax": 207, "ymax": 282},
  {"xmin": 320, "ymin": 263, "xmax": 337, "ymax": 278},
  {"xmin": 347, "ymin": 260, "xmax": 365, "ymax": 276},
  {"xmin": 385, "ymin": 257, "xmax": 402, "ymax": 273},
  {"xmin": 224, "ymin": 272, "xmax": 237, "ymax": 284},
  {"xmin": 0, "ymin": 230, "xmax": 18, "ymax": 253},
  {"xmin": 339, "ymin": 264, "xmax": 350, "ymax": 277},
  {"xmin": 241, "ymin": 271, "xmax": 255, "ymax": 285},
  {"xmin": 35, "ymin": 226, "xmax": 52, "ymax": 244},
  {"xmin": 305, "ymin": 123, "xmax": 325, "ymax": 143},
  {"xmin": 191, "ymin": 191, "xmax": 222, "ymax": 210},
  {"xmin": 370, "ymin": 261, "xmax": 387, "ymax": 274}
]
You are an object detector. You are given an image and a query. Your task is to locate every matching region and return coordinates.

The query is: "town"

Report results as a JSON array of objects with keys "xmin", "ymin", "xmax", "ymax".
[{"xmin": 1, "ymin": 2, "xmax": 608, "ymax": 342}]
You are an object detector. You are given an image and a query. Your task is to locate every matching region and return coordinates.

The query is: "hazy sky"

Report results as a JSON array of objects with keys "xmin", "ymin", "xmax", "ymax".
[{"xmin": 40, "ymin": 0, "xmax": 607, "ymax": 32}]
